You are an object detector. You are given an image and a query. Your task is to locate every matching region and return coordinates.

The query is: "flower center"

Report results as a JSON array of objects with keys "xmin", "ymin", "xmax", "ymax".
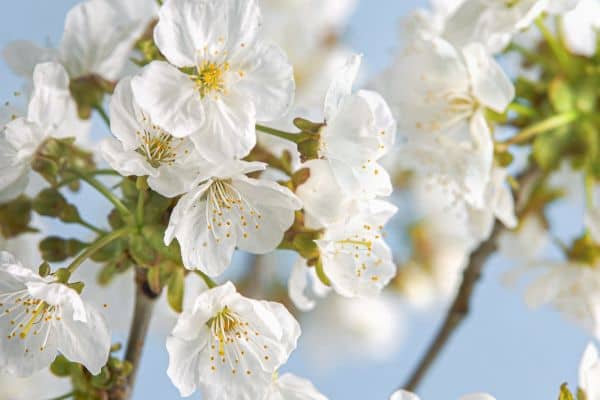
[
  {"xmin": 206, "ymin": 306, "xmax": 269, "ymax": 376},
  {"xmin": 202, "ymin": 180, "xmax": 262, "ymax": 245},
  {"xmin": 195, "ymin": 61, "xmax": 230, "ymax": 98},
  {"xmin": 135, "ymin": 121, "xmax": 183, "ymax": 168},
  {"xmin": 0, "ymin": 291, "xmax": 58, "ymax": 352}
]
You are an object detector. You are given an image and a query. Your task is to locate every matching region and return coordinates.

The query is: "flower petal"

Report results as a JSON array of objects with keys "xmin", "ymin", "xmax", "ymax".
[
  {"xmin": 131, "ymin": 61, "xmax": 204, "ymax": 138},
  {"xmin": 463, "ymin": 43, "xmax": 515, "ymax": 113}
]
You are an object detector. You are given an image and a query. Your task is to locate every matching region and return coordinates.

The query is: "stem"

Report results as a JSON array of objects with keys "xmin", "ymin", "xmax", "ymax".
[
  {"xmin": 135, "ymin": 177, "xmax": 147, "ymax": 228},
  {"xmin": 94, "ymin": 104, "xmax": 111, "ymax": 128},
  {"xmin": 400, "ymin": 168, "xmax": 541, "ymax": 392},
  {"xmin": 122, "ymin": 274, "xmax": 156, "ymax": 400},
  {"xmin": 535, "ymin": 17, "xmax": 572, "ymax": 75},
  {"xmin": 498, "ymin": 111, "xmax": 578, "ymax": 150},
  {"xmin": 76, "ymin": 218, "xmax": 106, "ymax": 235},
  {"xmin": 194, "ymin": 270, "xmax": 217, "ymax": 289},
  {"xmin": 507, "ymin": 102, "xmax": 536, "ymax": 118},
  {"xmin": 66, "ymin": 227, "xmax": 132, "ymax": 273},
  {"xmin": 402, "ymin": 224, "xmax": 502, "ymax": 391},
  {"xmin": 72, "ymin": 169, "xmax": 131, "ymax": 217},
  {"xmin": 56, "ymin": 169, "xmax": 120, "ymax": 189},
  {"xmin": 256, "ymin": 124, "xmax": 302, "ymax": 143}
]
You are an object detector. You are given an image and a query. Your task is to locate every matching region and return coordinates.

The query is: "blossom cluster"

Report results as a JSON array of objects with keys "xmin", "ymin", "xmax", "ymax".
[{"xmin": 0, "ymin": 0, "xmax": 599, "ymax": 398}]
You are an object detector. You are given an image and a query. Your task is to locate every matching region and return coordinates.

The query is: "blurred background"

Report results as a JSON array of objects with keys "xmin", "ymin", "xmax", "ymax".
[{"xmin": 0, "ymin": 0, "xmax": 592, "ymax": 399}]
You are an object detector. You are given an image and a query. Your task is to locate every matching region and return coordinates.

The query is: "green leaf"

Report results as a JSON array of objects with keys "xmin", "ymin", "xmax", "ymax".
[{"xmin": 167, "ymin": 268, "xmax": 185, "ymax": 313}]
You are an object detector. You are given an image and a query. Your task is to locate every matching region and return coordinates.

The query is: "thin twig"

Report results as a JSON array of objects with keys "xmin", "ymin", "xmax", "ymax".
[
  {"xmin": 401, "ymin": 167, "xmax": 541, "ymax": 392},
  {"xmin": 124, "ymin": 273, "xmax": 154, "ymax": 399},
  {"xmin": 114, "ymin": 269, "xmax": 156, "ymax": 400}
]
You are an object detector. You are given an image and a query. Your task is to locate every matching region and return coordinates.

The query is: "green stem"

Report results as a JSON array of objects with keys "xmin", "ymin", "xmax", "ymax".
[
  {"xmin": 499, "ymin": 111, "xmax": 578, "ymax": 149},
  {"xmin": 135, "ymin": 177, "xmax": 147, "ymax": 228},
  {"xmin": 71, "ymin": 169, "xmax": 131, "ymax": 217},
  {"xmin": 507, "ymin": 102, "xmax": 537, "ymax": 118},
  {"xmin": 256, "ymin": 124, "xmax": 302, "ymax": 143},
  {"xmin": 315, "ymin": 260, "xmax": 331, "ymax": 287},
  {"xmin": 56, "ymin": 169, "xmax": 120, "ymax": 189},
  {"xmin": 76, "ymin": 218, "xmax": 106, "ymax": 235},
  {"xmin": 94, "ymin": 104, "xmax": 110, "ymax": 128},
  {"xmin": 194, "ymin": 270, "xmax": 217, "ymax": 289},
  {"xmin": 66, "ymin": 227, "xmax": 132, "ymax": 273},
  {"xmin": 535, "ymin": 17, "xmax": 572, "ymax": 75}
]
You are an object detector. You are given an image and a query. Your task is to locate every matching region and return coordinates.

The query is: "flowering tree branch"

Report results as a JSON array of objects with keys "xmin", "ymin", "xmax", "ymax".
[{"xmin": 401, "ymin": 167, "xmax": 542, "ymax": 392}]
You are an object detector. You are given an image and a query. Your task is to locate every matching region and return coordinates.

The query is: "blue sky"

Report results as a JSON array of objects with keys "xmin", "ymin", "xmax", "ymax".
[{"xmin": 0, "ymin": 1, "xmax": 593, "ymax": 399}]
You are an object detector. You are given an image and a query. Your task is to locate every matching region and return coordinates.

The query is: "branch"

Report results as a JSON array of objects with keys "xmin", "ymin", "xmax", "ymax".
[
  {"xmin": 112, "ymin": 268, "xmax": 156, "ymax": 400},
  {"xmin": 400, "ymin": 167, "xmax": 541, "ymax": 392}
]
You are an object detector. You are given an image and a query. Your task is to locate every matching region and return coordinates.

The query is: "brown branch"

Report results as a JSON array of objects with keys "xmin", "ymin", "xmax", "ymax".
[
  {"xmin": 401, "ymin": 167, "xmax": 541, "ymax": 392},
  {"xmin": 110, "ymin": 268, "xmax": 157, "ymax": 400}
]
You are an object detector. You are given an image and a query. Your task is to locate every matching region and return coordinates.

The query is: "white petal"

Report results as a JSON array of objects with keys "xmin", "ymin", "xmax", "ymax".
[
  {"xmin": 288, "ymin": 259, "xmax": 317, "ymax": 312},
  {"xmin": 28, "ymin": 62, "xmax": 72, "ymax": 128},
  {"xmin": 166, "ymin": 334, "xmax": 206, "ymax": 397},
  {"xmin": 131, "ymin": 61, "xmax": 204, "ymax": 138},
  {"xmin": 295, "ymin": 159, "xmax": 351, "ymax": 228},
  {"xmin": 390, "ymin": 390, "xmax": 420, "ymax": 400},
  {"xmin": 2, "ymin": 40, "xmax": 58, "ymax": 78},
  {"xmin": 562, "ymin": 0, "xmax": 600, "ymax": 57},
  {"xmin": 231, "ymin": 176, "xmax": 301, "ymax": 254},
  {"xmin": 269, "ymin": 373, "xmax": 328, "ymax": 400},
  {"xmin": 154, "ymin": 0, "xmax": 261, "ymax": 68},
  {"xmin": 59, "ymin": 0, "xmax": 143, "ymax": 79},
  {"xmin": 147, "ymin": 163, "xmax": 202, "ymax": 198},
  {"xmin": 324, "ymin": 53, "xmax": 361, "ymax": 121},
  {"xmin": 54, "ymin": 303, "xmax": 111, "ymax": 375},
  {"xmin": 109, "ymin": 77, "xmax": 145, "ymax": 149},
  {"xmin": 167, "ymin": 184, "xmax": 237, "ymax": 276},
  {"xmin": 190, "ymin": 91, "xmax": 256, "ymax": 161},
  {"xmin": 460, "ymin": 394, "xmax": 497, "ymax": 400},
  {"xmin": 235, "ymin": 41, "xmax": 294, "ymax": 122},
  {"xmin": 100, "ymin": 138, "xmax": 156, "ymax": 178},
  {"xmin": 463, "ymin": 43, "xmax": 515, "ymax": 113}
]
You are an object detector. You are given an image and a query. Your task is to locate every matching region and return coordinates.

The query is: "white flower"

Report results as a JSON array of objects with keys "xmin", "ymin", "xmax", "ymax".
[
  {"xmin": 4, "ymin": 0, "xmax": 146, "ymax": 82},
  {"xmin": 547, "ymin": 0, "xmax": 583, "ymax": 14},
  {"xmin": 266, "ymin": 373, "xmax": 328, "ymax": 400},
  {"xmin": 131, "ymin": 0, "xmax": 295, "ymax": 161},
  {"xmin": 1, "ymin": 62, "xmax": 77, "ymax": 203},
  {"xmin": 317, "ymin": 200, "xmax": 398, "ymax": 298},
  {"xmin": 0, "ymin": 369, "xmax": 70, "ymax": 400},
  {"xmin": 465, "ymin": 166, "xmax": 517, "ymax": 241},
  {"xmin": 166, "ymin": 282, "xmax": 300, "ymax": 399},
  {"xmin": 579, "ymin": 343, "xmax": 600, "ymax": 400},
  {"xmin": 378, "ymin": 38, "xmax": 514, "ymax": 211},
  {"xmin": 288, "ymin": 257, "xmax": 331, "ymax": 312},
  {"xmin": 101, "ymin": 77, "xmax": 202, "ymax": 197},
  {"xmin": 438, "ymin": 0, "xmax": 547, "ymax": 54},
  {"xmin": 259, "ymin": 0, "xmax": 355, "ymax": 109},
  {"xmin": 390, "ymin": 391, "xmax": 496, "ymax": 400},
  {"xmin": 302, "ymin": 294, "xmax": 402, "ymax": 367},
  {"xmin": 297, "ymin": 54, "xmax": 396, "ymax": 227},
  {"xmin": 561, "ymin": 0, "xmax": 600, "ymax": 57},
  {"xmin": 0, "ymin": 252, "xmax": 111, "ymax": 376},
  {"xmin": 164, "ymin": 159, "xmax": 301, "ymax": 277},
  {"xmin": 524, "ymin": 262, "xmax": 600, "ymax": 338},
  {"xmin": 320, "ymin": 54, "xmax": 396, "ymax": 195}
]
